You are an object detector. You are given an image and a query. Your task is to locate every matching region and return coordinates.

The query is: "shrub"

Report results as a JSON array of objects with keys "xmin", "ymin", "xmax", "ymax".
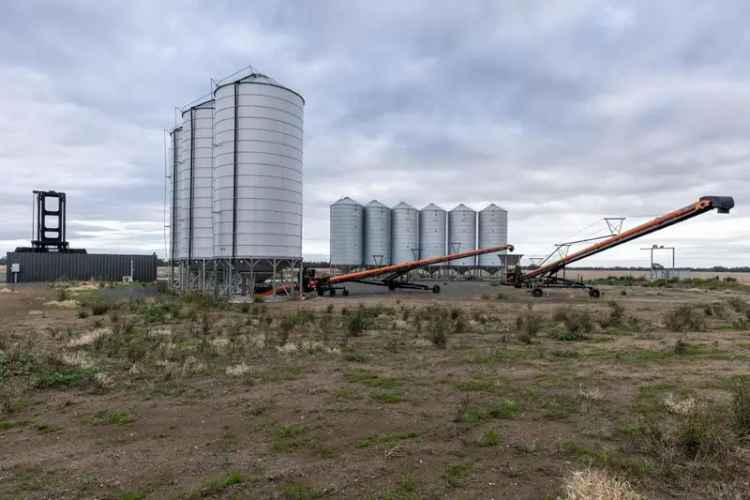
[
  {"xmin": 731, "ymin": 376, "xmax": 750, "ymax": 436},
  {"xmin": 673, "ymin": 339, "xmax": 690, "ymax": 355},
  {"xmin": 676, "ymin": 405, "xmax": 731, "ymax": 460},
  {"xmin": 562, "ymin": 309, "xmax": 594, "ymax": 335},
  {"xmin": 430, "ymin": 320, "xmax": 448, "ymax": 349},
  {"xmin": 663, "ymin": 305, "xmax": 706, "ymax": 332},
  {"xmin": 91, "ymin": 303, "xmax": 110, "ymax": 316},
  {"xmin": 56, "ymin": 288, "xmax": 70, "ymax": 301},
  {"xmin": 516, "ymin": 307, "xmax": 543, "ymax": 339},
  {"xmin": 326, "ymin": 304, "xmax": 334, "ymax": 314},
  {"xmin": 604, "ymin": 301, "xmax": 625, "ymax": 327},
  {"xmin": 347, "ymin": 311, "xmax": 368, "ymax": 337},
  {"xmin": 77, "ymin": 310, "xmax": 89, "ymax": 319}
]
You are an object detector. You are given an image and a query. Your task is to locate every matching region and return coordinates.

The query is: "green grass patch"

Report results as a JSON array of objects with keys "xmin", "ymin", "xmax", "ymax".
[
  {"xmin": 371, "ymin": 390, "xmax": 404, "ymax": 404},
  {"xmin": 379, "ymin": 474, "xmax": 421, "ymax": 500},
  {"xmin": 356, "ymin": 431, "xmax": 418, "ymax": 449},
  {"xmin": 441, "ymin": 463, "xmax": 473, "ymax": 488},
  {"xmin": 558, "ymin": 440, "xmax": 655, "ymax": 477},
  {"xmin": 90, "ymin": 409, "xmax": 134, "ymax": 426},
  {"xmin": 478, "ymin": 429, "xmax": 501, "ymax": 447},
  {"xmin": 34, "ymin": 367, "xmax": 97, "ymax": 389},
  {"xmin": 458, "ymin": 399, "xmax": 518, "ymax": 424},
  {"xmin": 344, "ymin": 368, "xmax": 401, "ymax": 389},
  {"xmin": 183, "ymin": 471, "xmax": 243, "ymax": 499},
  {"xmin": 453, "ymin": 379, "xmax": 497, "ymax": 393},
  {"xmin": 0, "ymin": 419, "xmax": 30, "ymax": 430},
  {"xmin": 279, "ymin": 481, "xmax": 326, "ymax": 500}
]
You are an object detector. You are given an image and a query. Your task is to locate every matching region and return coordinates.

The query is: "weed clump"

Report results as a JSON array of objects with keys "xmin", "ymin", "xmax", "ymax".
[
  {"xmin": 430, "ymin": 319, "xmax": 448, "ymax": 349},
  {"xmin": 663, "ymin": 304, "xmax": 706, "ymax": 332},
  {"xmin": 730, "ymin": 376, "xmax": 750, "ymax": 436},
  {"xmin": 515, "ymin": 306, "xmax": 542, "ymax": 343},
  {"xmin": 91, "ymin": 303, "xmax": 110, "ymax": 316}
]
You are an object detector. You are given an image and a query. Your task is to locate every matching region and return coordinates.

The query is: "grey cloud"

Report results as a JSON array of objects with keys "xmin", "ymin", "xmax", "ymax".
[{"xmin": 1, "ymin": 1, "xmax": 747, "ymax": 265}]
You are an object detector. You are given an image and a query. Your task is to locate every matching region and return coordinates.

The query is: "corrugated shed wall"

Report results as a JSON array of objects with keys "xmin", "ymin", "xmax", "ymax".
[{"xmin": 5, "ymin": 253, "xmax": 157, "ymax": 283}]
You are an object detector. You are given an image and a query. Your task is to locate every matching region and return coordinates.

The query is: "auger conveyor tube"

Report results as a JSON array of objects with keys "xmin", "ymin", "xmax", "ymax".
[{"xmin": 523, "ymin": 196, "xmax": 734, "ymax": 281}]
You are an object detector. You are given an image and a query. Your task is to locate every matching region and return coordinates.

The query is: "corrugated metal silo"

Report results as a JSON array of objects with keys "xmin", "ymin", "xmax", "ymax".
[
  {"xmin": 478, "ymin": 204, "xmax": 508, "ymax": 267},
  {"xmin": 419, "ymin": 203, "xmax": 446, "ymax": 260},
  {"xmin": 330, "ymin": 197, "xmax": 364, "ymax": 267},
  {"xmin": 364, "ymin": 200, "xmax": 391, "ymax": 266},
  {"xmin": 169, "ymin": 125, "xmax": 184, "ymax": 261},
  {"xmin": 178, "ymin": 99, "xmax": 215, "ymax": 259},
  {"xmin": 212, "ymin": 72, "xmax": 305, "ymax": 259},
  {"xmin": 391, "ymin": 202, "xmax": 419, "ymax": 264},
  {"xmin": 448, "ymin": 204, "xmax": 477, "ymax": 266}
]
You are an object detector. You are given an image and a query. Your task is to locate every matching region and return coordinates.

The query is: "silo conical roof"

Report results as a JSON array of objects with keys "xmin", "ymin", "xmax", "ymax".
[
  {"xmin": 481, "ymin": 203, "xmax": 507, "ymax": 212},
  {"xmin": 366, "ymin": 200, "xmax": 389, "ymax": 209},
  {"xmin": 332, "ymin": 196, "xmax": 360, "ymax": 206},
  {"xmin": 451, "ymin": 203, "xmax": 474, "ymax": 212},
  {"xmin": 393, "ymin": 201, "xmax": 416, "ymax": 210},
  {"xmin": 422, "ymin": 203, "xmax": 445, "ymax": 211}
]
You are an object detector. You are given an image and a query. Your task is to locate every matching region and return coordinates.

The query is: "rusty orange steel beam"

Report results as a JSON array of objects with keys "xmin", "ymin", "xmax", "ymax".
[
  {"xmin": 523, "ymin": 196, "xmax": 734, "ymax": 280},
  {"xmin": 326, "ymin": 244, "xmax": 514, "ymax": 285}
]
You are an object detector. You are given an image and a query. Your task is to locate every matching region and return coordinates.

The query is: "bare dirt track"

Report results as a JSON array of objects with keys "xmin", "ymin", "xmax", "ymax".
[{"xmin": 1, "ymin": 280, "xmax": 750, "ymax": 499}]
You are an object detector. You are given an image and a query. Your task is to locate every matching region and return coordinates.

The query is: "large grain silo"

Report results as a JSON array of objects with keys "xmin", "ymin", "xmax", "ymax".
[
  {"xmin": 419, "ymin": 203, "xmax": 447, "ymax": 260},
  {"xmin": 330, "ymin": 197, "xmax": 364, "ymax": 267},
  {"xmin": 178, "ymin": 99, "xmax": 214, "ymax": 260},
  {"xmin": 212, "ymin": 73, "xmax": 305, "ymax": 260},
  {"xmin": 478, "ymin": 204, "xmax": 508, "ymax": 267},
  {"xmin": 168, "ymin": 125, "xmax": 184, "ymax": 262},
  {"xmin": 448, "ymin": 204, "xmax": 477, "ymax": 267},
  {"xmin": 364, "ymin": 200, "xmax": 391, "ymax": 266},
  {"xmin": 391, "ymin": 202, "xmax": 419, "ymax": 264}
]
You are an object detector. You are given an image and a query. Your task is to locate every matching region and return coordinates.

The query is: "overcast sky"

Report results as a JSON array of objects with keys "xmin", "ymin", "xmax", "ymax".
[{"xmin": 1, "ymin": 1, "xmax": 747, "ymax": 267}]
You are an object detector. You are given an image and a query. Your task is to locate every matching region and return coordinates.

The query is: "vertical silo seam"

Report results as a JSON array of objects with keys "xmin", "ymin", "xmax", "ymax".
[
  {"xmin": 188, "ymin": 108, "xmax": 195, "ymax": 261},
  {"xmin": 170, "ymin": 130, "xmax": 178, "ymax": 263},
  {"xmin": 232, "ymin": 82, "xmax": 239, "ymax": 260}
]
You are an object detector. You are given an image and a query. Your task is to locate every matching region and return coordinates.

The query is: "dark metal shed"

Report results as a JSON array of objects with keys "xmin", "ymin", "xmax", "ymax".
[{"xmin": 5, "ymin": 252, "xmax": 157, "ymax": 283}]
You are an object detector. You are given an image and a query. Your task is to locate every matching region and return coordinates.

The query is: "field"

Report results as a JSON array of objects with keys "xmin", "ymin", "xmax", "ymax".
[{"xmin": 2, "ymin": 280, "xmax": 750, "ymax": 499}]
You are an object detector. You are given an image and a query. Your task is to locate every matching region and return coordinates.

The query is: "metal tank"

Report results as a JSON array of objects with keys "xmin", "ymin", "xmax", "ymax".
[
  {"xmin": 363, "ymin": 200, "xmax": 391, "ymax": 266},
  {"xmin": 177, "ymin": 99, "xmax": 214, "ymax": 260},
  {"xmin": 330, "ymin": 197, "xmax": 364, "ymax": 267},
  {"xmin": 391, "ymin": 202, "xmax": 419, "ymax": 264},
  {"xmin": 419, "ymin": 203, "xmax": 447, "ymax": 261},
  {"xmin": 448, "ymin": 204, "xmax": 477, "ymax": 267},
  {"xmin": 168, "ymin": 125, "xmax": 184, "ymax": 261},
  {"xmin": 478, "ymin": 204, "xmax": 509, "ymax": 267},
  {"xmin": 212, "ymin": 72, "xmax": 305, "ymax": 259}
]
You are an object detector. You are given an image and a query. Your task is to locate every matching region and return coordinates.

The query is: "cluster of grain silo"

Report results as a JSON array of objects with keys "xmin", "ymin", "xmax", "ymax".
[
  {"xmin": 329, "ymin": 199, "xmax": 508, "ymax": 271},
  {"xmin": 167, "ymin": 68, "xmax": 305, "ymax": 294}
]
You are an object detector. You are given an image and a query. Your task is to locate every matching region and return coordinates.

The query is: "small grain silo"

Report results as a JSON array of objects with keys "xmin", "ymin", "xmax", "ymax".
[
  {"xmin": 391, "ymin": 202, "xmax": 419, "ymax": 264},
  {"xmin": 478, "ymin": 204, "xmax": 508, "ymax": 267},
  {"xmin": 168, "ymin": 125, "xmax": 184, "ymax": 262},
  {"xmin": 419, "ymin": 203, "xmax": 447, "ymax": 260},
  {"xmin": 178, "ymin": 98, "xmax": 215, "ymax": 260},
  {"xmin": 330, "ymin": 197, "xmax": 364, "ymax": 267},
  {"xmin": 364, "ymin": 200, "xmax": 391, "ymax": 266},
  {"xmin": 448, "ymin": 204, "xmax": 477, "ymax": 267},
  {"xmin": 212, "ymin": 73, "xmax": 305, "ymax": 260}
]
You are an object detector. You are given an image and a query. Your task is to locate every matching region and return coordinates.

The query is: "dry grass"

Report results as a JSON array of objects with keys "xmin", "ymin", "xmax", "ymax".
[{"xmin": 559, "ymin": 468, "xmax": 643, "ymax": 500}]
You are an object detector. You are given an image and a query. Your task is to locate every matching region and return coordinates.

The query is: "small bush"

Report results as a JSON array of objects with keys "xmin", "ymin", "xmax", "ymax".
[
  {"xmin": 731, "ymin": 376, "xmax": 750, "ymax": 436},
  {"xmin": 430, "ymin": 320, "xmax": 448, "ymax": 349},
  {"xmin": 676, "ymin": 405, "xmax": 731, "ymax": 460},
  {"xmin": 77, "ymin": 310, "xmax": 89, "ymax": 319},
  {"xmin": 56, "ymin": 288, "xmax": 70, "ymax": 301},
  {"xmin": 516, "ymin": 308, "xmax": 543, "ymax": 339},
  {"xmin": 663, "ymin": 305, "xmax": 706, "ymax": 332},
  {"xmin": 346, "ymin": 310, "xmax": 370, "ymax": 337},
  {"xmin": 326, "ymin": 304, "xmax": 334, "ymax": 314},
  {"xmin": 673, "ymin": 339, "xmax": 690, "ymax": 355},
  {"xmin": 91, "ymin": 303, "xmax": 110, "ymax": 316},
  {"xmin": 604, "ymin": 301, "xmax": 625, "ymax": 327},
  {"xmin": 562, "ymin": 309, "xmax": 594, "ymax": 335}
]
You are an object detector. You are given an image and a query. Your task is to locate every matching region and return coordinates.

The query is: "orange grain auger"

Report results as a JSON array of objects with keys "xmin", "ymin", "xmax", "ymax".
[
  {"xmin": 507, "ymin": 196, "xmax": 734, "ymax": 298},
  {"xmin": 312, "ymin": 244, "xmax": 514, "ymax": 296}
]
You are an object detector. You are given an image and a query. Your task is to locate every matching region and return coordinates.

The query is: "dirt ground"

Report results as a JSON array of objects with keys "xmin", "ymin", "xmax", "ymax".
[{"xmin": 1, "ymin": 280, "xmax": 750, "ymax": 499}]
